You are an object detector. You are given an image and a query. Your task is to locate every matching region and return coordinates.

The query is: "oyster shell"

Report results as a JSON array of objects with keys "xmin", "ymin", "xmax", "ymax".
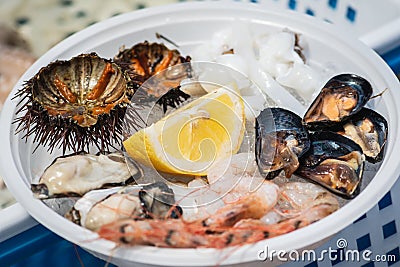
[
  {"xmin": 67, "ymin": 182, "xmax": 182, "ymax": 231},
  {"xmin": 66, "ymin": 187, "xmax": 143, "ymax": 231},
  {"xmin": 31, "ymin": 152, "xmax": 142, "ymax": 199}
]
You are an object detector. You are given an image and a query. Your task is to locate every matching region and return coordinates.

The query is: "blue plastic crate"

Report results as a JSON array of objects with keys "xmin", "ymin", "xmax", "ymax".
[{"xmin": 0, "ymin": 224, "xmax": 115, "ymax": 267}]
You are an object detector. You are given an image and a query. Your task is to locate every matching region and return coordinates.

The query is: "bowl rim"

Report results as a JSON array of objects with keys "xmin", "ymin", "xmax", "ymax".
[{"xmin": 1, "ymin": 1, "xmax": 400, "ymax": 266}]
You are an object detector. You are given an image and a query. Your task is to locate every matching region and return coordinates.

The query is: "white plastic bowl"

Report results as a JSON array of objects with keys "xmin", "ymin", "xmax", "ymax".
[{"xmin": 1, "ymin": 2, "xmax": 400, "ymax": 266}]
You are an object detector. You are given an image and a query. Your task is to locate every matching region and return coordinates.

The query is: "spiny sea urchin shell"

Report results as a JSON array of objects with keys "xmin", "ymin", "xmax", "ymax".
[
  {"xmin": 13, "ymin": 53, "xmax": 143, "ymax": 154},
  {"xmin": 114, "ymin": 41, "xmax": 191, "ymax": 94},
  {"xmin": 114, "ymin": 42, "xmax": 192, "ymax": 113}
]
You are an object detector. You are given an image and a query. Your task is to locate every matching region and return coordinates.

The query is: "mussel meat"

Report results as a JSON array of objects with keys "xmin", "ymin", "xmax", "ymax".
[
  {"xmin": 341, "ymin": 108, "xmax": 388, "ymax": 163},
  {"xmin": 303, "ymin": 74, "xmax": 373, "ymax": 130},
  {"xmin": 256, "ymin": 107, "xmax": 310, "ymax": 179},
  {"xmin": 139, "ymin": 182, "xmax": 182, "ymax": 219},
  {"xmin": 296, "ymin": 131, "xmax": 365, "ymax": 198},
  {"xmin": 31, "ymin": 152, "xmax": 142, "ymax": 199}
]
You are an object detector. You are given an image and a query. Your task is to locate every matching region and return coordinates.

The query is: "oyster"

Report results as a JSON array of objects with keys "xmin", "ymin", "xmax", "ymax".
[
  {"xmin": 296, "ymin": 132, "xmax": 365, "ymax": 198},
  {"xmin": 31, "ymin": 152, "xmax": 142, "ymax": 199},
  {"xmin": 341, "ymin": 108, "xmax": 388, "ymax": 163},
  {"xmin": 66, "ymin": 187, "xmax": 143, "ymax": 231},
  {"xmin": 303, "ymin": 74, "xmax": 373, "ymax": 130},
  {"xmin": 256, "ymin": 108, "xmax": 310, "ymax": 179},
  {"xmin": 14, "ymin": 53, "xmax": 140, "ymax": 153},
  {"xmin": 67, "ymin": 182, "xmax": 182, "ymax": 231}
]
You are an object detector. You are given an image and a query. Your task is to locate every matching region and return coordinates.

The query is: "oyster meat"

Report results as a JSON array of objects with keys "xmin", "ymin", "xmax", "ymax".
[
  {"xmin": 66, "ymin": 187, "xmax": 143, "ymax": 231},
  {"xmin": 31, "ymin": 152, "xmax": 142, "ymax": 199},
  {"xmin": 67, "ymin": 182, "xmax": 182, "ymax": 231}
]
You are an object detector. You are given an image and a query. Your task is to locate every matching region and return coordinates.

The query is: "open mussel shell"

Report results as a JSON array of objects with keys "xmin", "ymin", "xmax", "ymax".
[
  {"xmin": 296, "ymin": 131, "xmax": 365, "ymax": 199},
  {"xmin": 14, "ymin": 53, "xmax": 136, "ymax": 153},
  {"xmin": 303, "ymin": 74, "xmax": 373, "ymax": 130},
  {"xmin": 139, "ymin": 182, "xmax": 182, "ymax": 219},
  {"xmin": 31, "ymin": 152, "xmax": 143, "ymax": 199},
  {"xmin": 341, "ymin": 108, "xmax": 388, "ymax": 163},
  {"xmin": 256, "ymin": 107, "xmax": 310, "ymax": 179}
]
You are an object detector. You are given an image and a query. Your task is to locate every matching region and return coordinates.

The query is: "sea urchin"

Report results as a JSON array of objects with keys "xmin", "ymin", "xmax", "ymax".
[
  {"xmin": 13, "ymin": 53, "xmax": 143, "ymax": 154},
  {"xmin": 114, "ymin": 41, "xmax": 191, "ymax": 94}
]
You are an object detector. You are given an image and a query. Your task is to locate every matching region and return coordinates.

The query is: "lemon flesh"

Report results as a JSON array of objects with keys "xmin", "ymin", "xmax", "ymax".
[{"xmin": 123, "ymin": 86, "xmax": 245, "ymax": 176}]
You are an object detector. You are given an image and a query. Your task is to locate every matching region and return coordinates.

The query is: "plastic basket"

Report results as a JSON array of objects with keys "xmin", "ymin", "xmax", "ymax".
[
  {"xmin": 233, "ymin": 0, "xmax": 400, "ymax": 54},
  {"xmin": 0, "ymin": 1, "xmax": 399, "ymax": 267}
]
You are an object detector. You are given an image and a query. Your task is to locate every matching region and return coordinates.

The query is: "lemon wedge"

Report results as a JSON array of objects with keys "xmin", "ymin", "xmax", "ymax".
[{"xmin": 123, "ymin": 85, "xmax": 245, "ymax": 175}]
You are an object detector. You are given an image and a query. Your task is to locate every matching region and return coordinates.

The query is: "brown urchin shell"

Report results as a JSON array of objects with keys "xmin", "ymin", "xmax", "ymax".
[
  {"xmin": 113, "ymin": 41, "xmax": 191, "ymax": 94},
  {"xmin": 13, "ymin": 53, "xmax": 143, "ymax": 154}
]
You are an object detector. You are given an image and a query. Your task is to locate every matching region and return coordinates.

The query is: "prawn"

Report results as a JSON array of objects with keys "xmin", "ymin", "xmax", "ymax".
[
  {"xmin": 97, "ymin": 201, "xmax": 338, "ymax": 248},
  {"xmin": 261, "ymin": 180, "xmax": 339, "ymax": 224},
  {"xmin": 182, "ymin": 153, "xmax": 279, "ymax": 222},
  {"xmin": 97, "ymin": 157, "xmax": 339, "ymax": 249}
]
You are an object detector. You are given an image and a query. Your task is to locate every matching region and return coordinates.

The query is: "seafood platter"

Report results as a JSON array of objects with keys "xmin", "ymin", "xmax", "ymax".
[{"xmin": 1, "ymin": 2, "xmax": 400, "ymax": 266}]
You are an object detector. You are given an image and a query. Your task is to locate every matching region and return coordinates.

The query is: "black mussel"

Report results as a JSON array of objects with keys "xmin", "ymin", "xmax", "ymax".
[
  {"xmin": 303, "ymin": 74, "xmax": 373, "ymax": 130},
  {"xmin": 256, "ymin": 108, "xmax": 310, "ymax": 179},
  {"xmin": 139, "ymin": 182, "xmax": 182, "ymax": 219},
  {"xmin": 340, "ymin": 108, "xmax": 388, "ymax": 163},
  {"xmin": 296, "ymin": 131, "xmax": 365, "ymax": 199}
]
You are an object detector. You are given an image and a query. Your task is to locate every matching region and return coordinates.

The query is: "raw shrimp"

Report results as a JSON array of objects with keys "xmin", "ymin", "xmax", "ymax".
[
  {"xmin": 97, "ymin": 200, "xmax": 337, "ymax": 248},
  {"xmin": 278, "ymin": 181, "xmax": 339, "ymax": 216},
  {"xmin": 261, "ymin": 180, "xmax": 339, "ymax": 224},
  {"xmin": 98, "ymin": 153, "xmax": 339, "ymax": 249},
  {"xmin": 182, "ymin": 153, "xmax": 279, "ymax": 222},
  {"xmin": 201, "ymin": 191, "xmax": 276, "ymax": 230},
  {"xmin": 98, "ymin": 156, "xmax": 338, "ymax": 249},
  {"xmin": 98, "ymin": 193, "xmax": 273, "ymax": 248},
  {"xmin": 206, "ymin": 153, "xmax": 279, "ymax": 203}
]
